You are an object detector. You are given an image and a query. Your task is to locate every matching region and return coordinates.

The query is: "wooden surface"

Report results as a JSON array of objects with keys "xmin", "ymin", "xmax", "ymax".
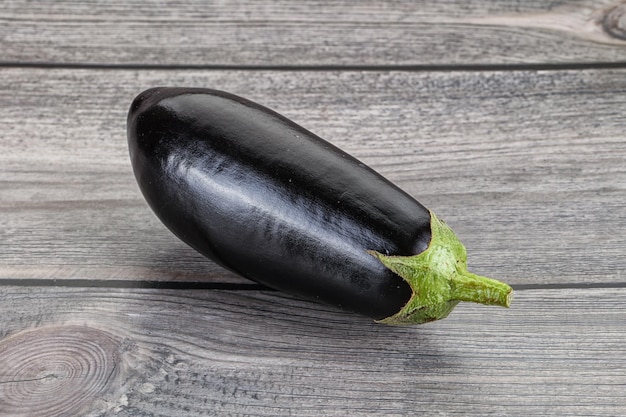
[{"xmin": 1, "ymin": 1, "xmax": 625, "ymax": 416}]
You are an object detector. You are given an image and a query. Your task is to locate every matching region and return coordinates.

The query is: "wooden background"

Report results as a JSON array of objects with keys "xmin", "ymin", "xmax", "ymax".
[{"xmin": 1, "ymin": 1, "xmax": 625, "ymax": 416}]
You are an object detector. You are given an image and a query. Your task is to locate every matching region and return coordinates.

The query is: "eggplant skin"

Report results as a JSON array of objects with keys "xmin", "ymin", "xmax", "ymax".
[{"xmin": 127, "ymin": 87, "xmax": 432, "ymax": 320}]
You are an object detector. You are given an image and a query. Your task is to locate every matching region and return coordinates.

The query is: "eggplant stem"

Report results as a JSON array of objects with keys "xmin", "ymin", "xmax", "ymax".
[
  {"xmin": 451, "ymin": 270, "xmax": 513, "ymax": 308},
  {"xmin": 369, "ymin": 211, "xmax": 513, "ymax": 325}
]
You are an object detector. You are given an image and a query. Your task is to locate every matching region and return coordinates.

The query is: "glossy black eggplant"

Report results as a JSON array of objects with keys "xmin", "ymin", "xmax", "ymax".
[{"xmin": 127, "ymin": 87, "xmax": 512, "ymax": 325}]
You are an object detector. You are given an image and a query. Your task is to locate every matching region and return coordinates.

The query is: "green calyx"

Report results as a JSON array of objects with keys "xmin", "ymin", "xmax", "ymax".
[{"xmin": 369, "ymin": 212, "xmax": 513, "ymax": 325}]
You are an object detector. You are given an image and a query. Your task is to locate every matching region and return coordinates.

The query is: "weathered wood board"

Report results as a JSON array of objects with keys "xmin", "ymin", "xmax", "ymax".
[
  {"xmin": 2, "ymin": 0, "xmax": 626, "ymax": 66},
  {"xmin": 0, "ymin": 286, "xmax": 625, "ymax": 416},
  {"xmin": 1, "ymin": 67, "xmax": 625, "ymax": 286}
]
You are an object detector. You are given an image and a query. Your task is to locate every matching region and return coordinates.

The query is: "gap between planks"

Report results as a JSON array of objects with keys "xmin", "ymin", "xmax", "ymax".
[
  {"xmin": 3, "ymin": 61, "xmax": 626, "ymax": 72},
  {"xmin": 1, "ymin": 278, "xmax": 626, "ymax": 291}
]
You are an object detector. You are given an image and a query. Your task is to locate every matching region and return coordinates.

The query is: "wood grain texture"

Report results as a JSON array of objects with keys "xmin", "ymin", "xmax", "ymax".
[
  {"xmin": 0, "ymin": 286, "xmax": 625, "ymax": 416},
  {"xmin": 2, "ymin": 0, "xmax": 626, "ymax": 66},
  {"xmin": 0, "ymin": 325, "xmax": 122, "ymax": 417},
  {"xmin": 1, "ymin": 67, "xmax": 625, "ymax": 286}
]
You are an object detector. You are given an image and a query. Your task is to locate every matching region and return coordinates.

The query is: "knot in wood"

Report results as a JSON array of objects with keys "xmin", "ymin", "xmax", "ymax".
[
  {"xmin": 603, "ymin": 2, "xmax": 626, "ymax": 40},
  {"xmin": 0, "ymin": 325, "xmax": 122, "ymax": 416}
]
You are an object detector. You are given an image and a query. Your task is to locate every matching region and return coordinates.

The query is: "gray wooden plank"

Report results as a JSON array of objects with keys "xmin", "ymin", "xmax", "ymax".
[
  {"xmin": 2, "ymin": 0, "xmax": 626, "ymax": 66},
  {"xmin": 1, "ymin": 68, "xmax": 625, "ymax": 286},
  {"xmin": 0, "ymin": 286, "xmax": 624, "ymax": 416}
]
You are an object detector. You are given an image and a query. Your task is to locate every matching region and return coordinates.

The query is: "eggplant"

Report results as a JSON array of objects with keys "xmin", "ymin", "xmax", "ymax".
[{"xmin": 127, "ymin": 87, "xmax": 512, "ymax": 325}]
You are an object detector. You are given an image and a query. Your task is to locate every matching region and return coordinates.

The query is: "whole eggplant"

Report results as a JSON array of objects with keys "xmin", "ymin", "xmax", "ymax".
[{"xmin": 127, "ymin": 87, "xmax": 511, "ymax": 325}]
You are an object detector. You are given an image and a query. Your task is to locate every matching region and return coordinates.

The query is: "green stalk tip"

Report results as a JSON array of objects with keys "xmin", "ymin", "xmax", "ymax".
[{"xmin": 370, "ymin": 212, "xmax": 513, "ymax": 325}]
